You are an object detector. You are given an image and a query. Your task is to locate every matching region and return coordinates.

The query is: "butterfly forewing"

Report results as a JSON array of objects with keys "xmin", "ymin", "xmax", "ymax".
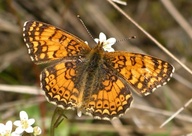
[
  {"xmin": 23, "ymin": 21, "xmax": 91, "ymax": 64},
  {"xmin": 104, "ymin": 52, "xmax": 174, "ymax": 96}
]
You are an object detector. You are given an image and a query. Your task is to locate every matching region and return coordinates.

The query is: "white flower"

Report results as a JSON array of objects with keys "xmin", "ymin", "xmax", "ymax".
[
  {"xmin": 13, "ymin": 111, "xmax": 35, "ymax": 134},
  {"xmin": 94, "ymin": 32, "xmax": 116, "ymax": 52},
  {"xmin": 33, "ymin": 126, "xmax": 42, "ymax": 136},
  {"xmin": 11, "ymin": 131, "xmax": 21, "ymax": 136},
  {"xmin": 0, "ymin": 121, "xmax": 12, "ymax": 136}
]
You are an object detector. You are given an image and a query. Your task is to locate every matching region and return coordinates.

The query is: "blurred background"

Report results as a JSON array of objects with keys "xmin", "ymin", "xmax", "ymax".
[{"xmin": 0, "ymin": 0, "xmax": 192, "ymax": 135}]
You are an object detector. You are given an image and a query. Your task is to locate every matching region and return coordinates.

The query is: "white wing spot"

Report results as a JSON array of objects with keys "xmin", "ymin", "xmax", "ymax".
[
  {"xmin": 26, "ymin": 43, "xmax": 30, "ymax": 48},
  {"xmin": 28, "ymin": 49, "xmax": 31, "ymax": 54},
  {"xmin": 30, "ymin": 56, "xmax": 34, "ymax": 61}
]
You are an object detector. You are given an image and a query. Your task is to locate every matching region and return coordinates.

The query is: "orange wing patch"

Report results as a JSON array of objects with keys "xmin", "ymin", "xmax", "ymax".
[
  {"xmin": 104, "ymin": 52, "xmax": 174, "ymax": 96},
  {"xmin": 84, "ymin": 69, "xmax": 133, "ymax": 120},
  {"xmin": 23, "ymin": 21, "xmax": 91, "ymax": 64},
  {"xmin": 40, "ymin": 60, "xmax": 81, "ymax": 110}
]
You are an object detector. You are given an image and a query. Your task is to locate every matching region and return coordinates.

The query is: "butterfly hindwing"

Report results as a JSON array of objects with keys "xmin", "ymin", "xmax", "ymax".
[
  {"xmin": 83, "ymin": 66, "xmax": 133, "ymax": 120},
  {"xmin": 40, "ymin": 60, "xmax": 80, "ymax": 110}
]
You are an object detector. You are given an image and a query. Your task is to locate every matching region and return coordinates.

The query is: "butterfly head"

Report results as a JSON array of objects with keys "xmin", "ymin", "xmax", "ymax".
[{"xmin": 94, "ymin": 32, "xmax": 116, "ymax": 52}]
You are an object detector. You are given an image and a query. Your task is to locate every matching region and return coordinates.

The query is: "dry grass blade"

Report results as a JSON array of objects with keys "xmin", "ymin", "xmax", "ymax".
[
  {"xmin": 0, "ymin": 48, "xmax": 26, "ymax": 72},
  {"xmin": 0, "ymin": 97, "xmax": 45, "ymax": 112},
  {"xmin": 173, "ymin": 73, "xmax": 192, "ymax": 90},
  {"xmin": 0, "ymin": 84, "xmax": 43, "ymax": 95},
  {"xmin": 111, "ymin": 119, "xmax": 128, "ymax": 136},
  {"xmin": 132, "ymin": 103, "xmax": 192, "ymax": 123},
  {"xmin": 112, "ymin": 0, "xmax": 127, "ymax": 5},
  {"xmin": 160, "ymin": 0, "xmax": 192, "ymax": 40},
  {"xmin": 160, "ymin": 98, "xmax": 192, "ymax": 128}
]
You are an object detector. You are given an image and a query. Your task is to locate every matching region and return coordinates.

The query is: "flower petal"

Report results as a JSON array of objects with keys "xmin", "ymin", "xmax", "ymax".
[
  {"xmin": 28, "ymin": 119, "xmax": 35, "ymax": 125},
  {"xmin": 25, "ymin": 126, "xmax": 34, "ymax": 133},
  {"xmin": 13, "ymin": 121, "xmax": 21, "ymax": 127},
  {"xmin": 11, "ymin": 131, "xmax": 21, "ymax": 136},
  {"xmin": 106, "ymin": 38, "xmax": 116, "ymax": 45},
  {"xmin": 5, "ymin": 121, "xmax": 12, "ymax": 131},
  {"xmin": 103, "ymin": 47, "xmax": 115, "ymax": 52},
  {"xmin": 0, "ymin": 123, "xmax": 5, "ymax": 133},
  {"xmin": 99, "ymin": 32, "xmax": 106, "ymax": 43},
  {"xmin": 14, "ymin": 127, "xmax": 24, "ymax": 134},
  {"xmin": 20, "ymin": 111, "xmax": 28, "ymax": 120},
  {"xmin": 94, "ymin": 38, "xmax": 99, "ymax": 43}
]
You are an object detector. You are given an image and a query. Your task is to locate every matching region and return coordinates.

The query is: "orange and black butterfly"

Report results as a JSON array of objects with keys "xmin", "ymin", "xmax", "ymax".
[{"xmin": 23, "ymin": 21, "xmax": 174, "ymax": 120}]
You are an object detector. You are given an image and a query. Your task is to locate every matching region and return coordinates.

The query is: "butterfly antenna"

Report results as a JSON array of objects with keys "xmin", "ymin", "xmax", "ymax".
[
  {"xmin": 77, "ymin": 15, "xmax": 94, "ymax": 40},
  {"xmin": 116, "ymin": 36, "xmax": 136, "ymax": 43}
]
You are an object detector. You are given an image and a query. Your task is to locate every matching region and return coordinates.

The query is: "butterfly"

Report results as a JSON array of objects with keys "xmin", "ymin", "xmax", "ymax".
[{"xmin": 23, "ymin": 21, "xmax": 174, "ymax": 120}]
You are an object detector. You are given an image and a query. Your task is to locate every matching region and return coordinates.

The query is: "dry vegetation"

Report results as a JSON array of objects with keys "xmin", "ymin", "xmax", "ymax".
[{"xmin": 0, "ymin": 0, "xmax": 192, "ymax": 136}]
